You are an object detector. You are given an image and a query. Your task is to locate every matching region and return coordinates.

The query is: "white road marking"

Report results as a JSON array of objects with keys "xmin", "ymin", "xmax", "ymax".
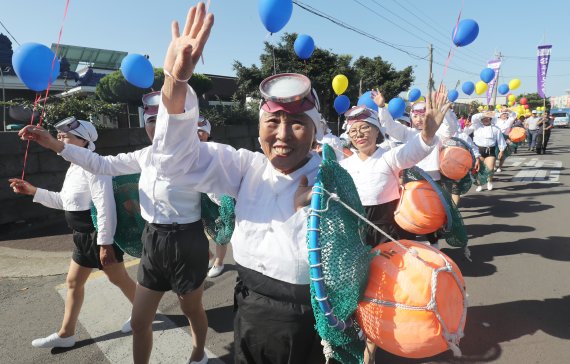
[
  {"xmin": 510, "ymin": 158, "xmax": 563, "ymax": 184},
  {"xmin": 57, "ymin": 270, "xmax": 222, "ymax": 364}
]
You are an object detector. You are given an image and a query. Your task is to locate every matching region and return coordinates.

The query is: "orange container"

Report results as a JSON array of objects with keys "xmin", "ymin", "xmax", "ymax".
[
  {"xmin": 394, "ymin": 180, "xmax": 446, "ymax": 235},
  {"xmin": 439, "ymin": 146, "xmax": 473, "ymax": 181},
  {"xmin": 509, "ymin": 127, "xmax": 526, "ymax": 143},
  {"xmin": 356, "ymin": 240, "xmax": 467, "ymax": 358}
]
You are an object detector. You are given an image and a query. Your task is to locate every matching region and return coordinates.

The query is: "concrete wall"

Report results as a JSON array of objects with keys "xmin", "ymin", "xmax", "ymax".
[{"xmin": 0, "ymin": 125, "xmax": 260, "ymax": 228}]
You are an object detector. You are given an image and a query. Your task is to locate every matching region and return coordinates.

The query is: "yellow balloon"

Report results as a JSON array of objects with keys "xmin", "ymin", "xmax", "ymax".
[
  {"xmin": 509, "ymin": 79, "xmax": 521, "ymax": 90},
  {"xmin": 418, "ymin": 96, "xmax": 426, "ymax": 102},
  {"xmin": 475, "ymin": 81, "xmax": 488, "ymax": 95},
  {"xmin": 477, "ymin": 106, "xmax": 483, "ymax": 111},
  {"xmin": 508, "ymin": 101, "xmax": 514, "ymax": 106},
  {"xmin": 508, "ymin": 94, "xmax": 516, "ymax": 102},
  {"xmin": 332, "ymin": 74, "xmax": 349, "ymax": 95}
]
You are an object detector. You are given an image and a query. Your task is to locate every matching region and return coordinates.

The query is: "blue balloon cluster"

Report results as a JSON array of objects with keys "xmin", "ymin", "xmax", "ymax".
[
  {"xmin": 334, "ymin": 95, "xmax": 350, "ymax": 114},
  {"xmin": 357, "ymin": 91, "xmax": 378, "ymax": 112},
  {"xmin": 498, "ymin": 84, "xmax": 509, "ymax": 95},
  {"xmin": 12, "ymin": 43, "xmax": 61, "ymax": 92},
  {"xmin": 258, "ymin": 0, "xmax": 293, "ymax": 33},
  {"xmin": 120, "ymin": 54, "xmax": 154, "ymax": 89},
  {"xmin": 408, "ymin": 88, "xmax": 421, "ymax": 102},
  {"xmin": 388, "ymin": 98, "xmax": 406, "ymax": 119},
  {"xmin": 452, "ymin": 19, "xmax": 479, "ymax": 47},
  {"xmin": 462, "ymin": 81, "xmax": 475, "ymax": 95},
  {"xmin": 294, "ymin": 34, "xmax": 315, "ymax": 60},
  {"xmin": 480, "ymin": 68, "xmax": 495, "ymax": 83},
  {"xmin": 448, "ymin": 90, "xmax": 459, "ymax": 102}
]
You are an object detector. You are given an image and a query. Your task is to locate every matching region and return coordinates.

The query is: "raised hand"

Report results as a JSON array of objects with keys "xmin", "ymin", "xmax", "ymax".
[
  {"xmin": 371, "ymin": 88, "xmax": 385, "ymax": 108},
  {"xmin": 9, "ymin": 178, "xmax": 37, "ymax": 195},
  {"xmin": 163, "ymin": 2, "xmax": 214, "ymax": 84},
  {"xmin": 422, "ymin": 83, "xmax": 451, "ymax": 144},
  {"xmin": 18, "ymin": 125, "xmax": 64, "ymax": 152}
]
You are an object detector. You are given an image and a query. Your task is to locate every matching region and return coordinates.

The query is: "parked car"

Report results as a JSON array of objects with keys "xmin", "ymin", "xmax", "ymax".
[{"xmin": 550, "ymin": 108, "xmax": 570, "ymax": 128}]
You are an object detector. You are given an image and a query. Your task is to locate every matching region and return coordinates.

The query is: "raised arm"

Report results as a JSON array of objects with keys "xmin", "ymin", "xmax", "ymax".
[
  {"xmin": 437, "ymin": 109, "xmax": 460, "ymax": 139},
  {"xmin": 383, "ymin": 133, "xmax": 438, "ymax": 172},
  {"xmin": 59, "ymin": 144, "xmax": 144, "ymax": 176}
]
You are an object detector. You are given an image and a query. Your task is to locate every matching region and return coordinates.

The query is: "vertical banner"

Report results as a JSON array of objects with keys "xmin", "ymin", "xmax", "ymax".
[
  {"xmin": 486, "ymin": 59, "xmax": 502, "ymax": 105},
  {"xmin": 537, "ymin": 45, "xmax": 552, "ymax": 99}
]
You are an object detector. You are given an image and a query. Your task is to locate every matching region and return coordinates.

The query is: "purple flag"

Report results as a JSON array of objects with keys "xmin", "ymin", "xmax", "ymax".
[
  {"xmin": 537, "ymin": 45, "xmax": 552, "ymax": 99},
  {"xmin": 486, "ymin": 59, "xmax": 502, "ymax": 105}
]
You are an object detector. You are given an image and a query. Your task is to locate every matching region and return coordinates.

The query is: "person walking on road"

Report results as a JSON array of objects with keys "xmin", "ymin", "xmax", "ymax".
[
  {"xmin": 525, "ymin": 110, "xmax": 541, "ymax": 151},
  {"xmin": 9, "ymin": 118, "xmax": 136, "ymax": 349}
]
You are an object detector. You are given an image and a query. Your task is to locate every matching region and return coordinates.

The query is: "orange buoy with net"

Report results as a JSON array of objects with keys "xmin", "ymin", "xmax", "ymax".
[
  {"xmin": 394, "ymin": 180, "xmax": 446, "ymax": 235},
  {"xmin": 356, "ymin": 240, "xmax": 467, "ymax": 358},
  {"xmin": 439, "ymin": 146, "xmax": 473, "ymax": 180},
  {"xmin": 509, "ymin": 127, "xmax": 526, "ymax": 143}
]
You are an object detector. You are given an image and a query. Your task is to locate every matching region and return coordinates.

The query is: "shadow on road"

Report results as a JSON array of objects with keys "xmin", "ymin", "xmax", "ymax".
[{"xmin": 466, "ymin": 223, "xmax": 535, "ymax": 240}]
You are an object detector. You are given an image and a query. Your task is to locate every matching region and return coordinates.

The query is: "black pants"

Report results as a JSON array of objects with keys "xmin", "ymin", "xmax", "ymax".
[
  {"xmin": 364, "ymin": 199, "xmax": 415, "ymax": 247},
  {"xmin": 233, "ymin": 265, "xmax": 325, "ymax": 364}
]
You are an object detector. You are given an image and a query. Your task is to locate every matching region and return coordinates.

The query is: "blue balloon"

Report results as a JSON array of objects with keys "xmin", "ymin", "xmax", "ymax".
[
  {"xmin": 498, "ymin": 84, "xmax": 509, "ymax": 95},
  {"xmin": 480, "ymin": 68, "xmax": 495, "ymax": 83},
  {"xmin": 388, "ymin": 98, "xmax": 406, "ymax": 119},
  {"xmin": 448, "ymin": 90, "xmax": 459, "ymax": 102},
  {"xmin": 462, "ymin": 81, "xmax": 475, "ymax": 95},
  {"xmin": 334, "ymin": 95, "xmax": 351, "ymax": 114},
  {"xmin": 294, "ymin": 34, "xmax": 315, "ymax": 60},
  {"xmin": 452, "ymin": 19, "xmax": 479, "ymax": 47},
  {"xmin": 258, "ymin": 0, "xmax": 293, "ymax": 33},
  {"xmin": 12, "ymin": 43, "xmax": 60, "ymax": 92},
  {"xmin": 357, "ymin": 91, "xmax": 378, "ymax": 112},
  {"xmin": 120, "ymin": 54, "xmax": 154, "ymax": 88},
  {"xmin": 408, "ymin": 88, "xmax": 421, "ymax": 102}
]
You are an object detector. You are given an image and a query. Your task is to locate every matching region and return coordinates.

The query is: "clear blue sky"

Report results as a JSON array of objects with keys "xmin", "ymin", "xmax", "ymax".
[{"xmin": 4, "ymin": 0, "xmax": 570, "ymax": 97}]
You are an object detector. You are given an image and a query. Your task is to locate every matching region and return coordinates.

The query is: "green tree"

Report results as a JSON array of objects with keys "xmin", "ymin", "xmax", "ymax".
[{"xmin": 233, "ymin": 33, "xmax": 413, "ymax": 122}]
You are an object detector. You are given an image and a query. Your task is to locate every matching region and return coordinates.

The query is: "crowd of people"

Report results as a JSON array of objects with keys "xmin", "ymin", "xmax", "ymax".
[{"xmin": 6, "ymin": 3, "xmax": 558, "ymax": 364}]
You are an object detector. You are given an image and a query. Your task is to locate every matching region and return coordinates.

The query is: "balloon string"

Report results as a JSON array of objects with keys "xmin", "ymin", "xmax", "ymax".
[
  {"xmin": 441, "ymin": 0, "xmax": 463, "ymax": 83},
  {"xmin": 21, "ymin": 0, "xmax": 70, "ymax": 180},
  {"xmin": 200, "ymin": 0, "xmax": 211, "ymax": 65}
]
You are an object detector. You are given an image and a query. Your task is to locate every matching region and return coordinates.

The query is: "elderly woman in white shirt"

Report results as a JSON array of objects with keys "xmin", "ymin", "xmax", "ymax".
[
  {"xmin": 9, "ymin": 119, "xmax": 135, "ymax": 349},
  {"xmin": 495, "ymin": 108, "xmax": 517, "ymax": 172},
  {"xmin": 339, "ymin": 102, "xmax": 449, "ymax": 248},
  {"xmin": 463, "ymin": 111, "xmax": 507, "ymax": 191},
  {"xmin": 17, "ymin": 5, "xmax": 214, "ymax": 364}
]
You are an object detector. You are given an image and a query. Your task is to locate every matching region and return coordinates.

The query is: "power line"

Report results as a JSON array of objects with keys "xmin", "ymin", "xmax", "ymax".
[{"xmin": 0, "ymin": 19, "xmax": 20, "ymax": 46}]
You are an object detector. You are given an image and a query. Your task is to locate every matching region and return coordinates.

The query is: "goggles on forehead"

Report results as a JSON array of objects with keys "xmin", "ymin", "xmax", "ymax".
[
  {"xmin": 55, "ymin": 117, "xmax": 81, "ymax": 133},
  {"xmin": 411, "ymin": 102, "xmax": 426, "ymax": 115},
  {"xmin": 142, "ymin": 91, "xmax": 160, "ymax": 119},
  {"xmin": 259, "ymin": 73, "xmax": 320, "ymax": 114},
  {"xmin": 344, "ymin": 106, "xmax": 375, "ymax": 127}
]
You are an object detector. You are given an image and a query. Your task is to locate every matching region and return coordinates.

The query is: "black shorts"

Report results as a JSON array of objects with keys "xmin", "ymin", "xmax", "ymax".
[
  {"xmin": 71, "ymin": 230, "xmax": 125, "ymax": 270},
  {"xmin": 478, "ymin": 146, "xmax": 497, "ymax": 158},
  {"xmin": 364, "ymin": 200, "xmax": 415, "ymax": 247},
  {"xmin": 138, "ymin": 221, "xmax": 209, "ymax": 295}
]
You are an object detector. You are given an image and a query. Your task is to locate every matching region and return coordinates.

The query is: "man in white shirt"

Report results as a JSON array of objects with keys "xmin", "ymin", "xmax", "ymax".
[{"xmin": 525, "ymin": 110, "xmax": 541, "ymax": 151}]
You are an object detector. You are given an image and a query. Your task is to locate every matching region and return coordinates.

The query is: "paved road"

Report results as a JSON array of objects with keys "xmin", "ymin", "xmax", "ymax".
[{"xmin": 1, "ymin": 128, "xmax": 569, "ymax": 364}]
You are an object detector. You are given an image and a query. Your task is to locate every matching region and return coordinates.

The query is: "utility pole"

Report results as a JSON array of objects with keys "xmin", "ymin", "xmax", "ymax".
[
  {"xmin": 427, "ymin": 44, "xmax": 434, "ymax": 93},
  {"xmin": 491, "ymin": 51, "xmax": 502, "ymax": 107}
]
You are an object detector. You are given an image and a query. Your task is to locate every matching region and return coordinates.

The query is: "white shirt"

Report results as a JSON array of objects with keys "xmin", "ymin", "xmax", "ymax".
[
  {"xmin": 33, "ymin": 164, "xmax": 117, "ymax": 245},
  {"xmin": 378, "ymin": 107, "xmax": 459, "ymax": 180},
  {"xmin": 526, "ymin": 117, "xmax": 540, "ymax": 130},
  {"xmin": 340, "ymin": 134, "xmax": 436, "ymax": 206},
  {"xmin": 495, "ymin": 112, "xmax": 516, "ymax": 134},
  {"xmin": 455, "ymin": 132, "xmax": 481, "ymax": 158},
  {"xmin": 465, "ymin": 113, "xmax": 507, "ymax": 151},
  {"xmin": 59, "ymin": 85, "xmax": 202, "ymax": 225}
]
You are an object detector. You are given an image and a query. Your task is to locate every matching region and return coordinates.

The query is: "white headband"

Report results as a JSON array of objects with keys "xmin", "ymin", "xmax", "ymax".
[{"xmin": 259, "ymin": 107, "xmax": 326, "ymax": 141}]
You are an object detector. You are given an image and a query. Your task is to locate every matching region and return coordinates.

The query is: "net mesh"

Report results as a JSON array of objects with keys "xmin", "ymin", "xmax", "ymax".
[
  {"xmin": 201, "ymin": 194, "xmax": 236, "ymax": 245},
  {"xmin": 403, "ymin": 167, "xmax": 469, "ymax": 248},
  {"xmin": 310, "ymin": 144, "xmax": 370, "ymax": 363},
  {"xmin": 91, "ymin": 174, "xmax": 145, "ymax": 258},
  {"xmin": 473, "ymin": 162, "xmax": 493, "ymax": 186}
]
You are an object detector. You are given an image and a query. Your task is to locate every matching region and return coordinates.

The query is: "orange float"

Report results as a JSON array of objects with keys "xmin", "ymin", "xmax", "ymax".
[
  {"xmin": 509, "ymin": 127, "xmax": 526, "ymax": 143},
  {"xmin": 394, "ymin": 180, "xmax": 446, "ymax": 235},
  {"xmin": 356, "ymin": 240, "xmax": 467, "ymax": 358},
  {"xmin": 439, "ymin": 146, "xmax": 473, "ymax": 180}
]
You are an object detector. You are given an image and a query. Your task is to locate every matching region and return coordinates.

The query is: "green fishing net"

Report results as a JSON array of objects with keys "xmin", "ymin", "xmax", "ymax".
[
  {"xmin": 403, "ymin": 167, "xmax": 469, "ymax": 248},
  {"xmin": 200, "ymin": 194, "xmax": 236, "ymax": 245},
  {"xmin": 91, "ymin": 174, "xmax": 145, "ymax": 258},
  {"xmin": 309, "ymin": 144, "xmax": 370, "ymax": 364},
  {"xmin": 473, "ymin": 162, "xmax": 493, "ymax": 186}
]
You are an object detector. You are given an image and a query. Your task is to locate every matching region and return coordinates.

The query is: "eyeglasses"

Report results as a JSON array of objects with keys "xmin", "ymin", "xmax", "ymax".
[
  {"xmin": 54, "ymin": 117, "xmax": 81, "ymax": 133},
  {"xmin": 348, "ymin": 124, "xmax": 372, "ymax": 137}
]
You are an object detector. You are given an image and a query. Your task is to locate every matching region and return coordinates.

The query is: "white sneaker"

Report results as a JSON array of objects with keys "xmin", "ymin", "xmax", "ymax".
[
  {"xmin": 475, "ymin": 185, "xmax": 483, "ymax": 192},
  {"xmin": 487, "ymin": 182, "xmax": 494, "ymax": 191},
  {"xmin": 32, "ymin": 333, "xmax": 76, "ymax": 348},
  {"xmin": 188, "ymin": 352, "xmax": 208, "ymax": 364},
  {"xmin": 121, "ymin": 317, "xmax": 132, "ymax": 333},
  {"xmin": 207, "ymin": 265, "xmax": 225, "ymax": 278},
  {"xmin": 496, "ymin": 168, "xmax": 502, "ymax": 173}
]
